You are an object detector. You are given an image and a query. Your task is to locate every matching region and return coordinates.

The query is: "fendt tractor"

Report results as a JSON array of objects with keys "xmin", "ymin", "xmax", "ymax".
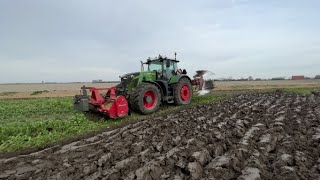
[{"xmin": 74, "ymin": 54, "xmax": 193, "ymax": 118}]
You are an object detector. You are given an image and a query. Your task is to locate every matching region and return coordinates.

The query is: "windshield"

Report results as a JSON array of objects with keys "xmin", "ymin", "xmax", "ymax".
[
  {"xmin": 167, "ymin": 60, "xmax": 178, "ymax": 71},
  {"xmin": 147, "ymin": 60, "xmax": 163, "ymax": 72}
]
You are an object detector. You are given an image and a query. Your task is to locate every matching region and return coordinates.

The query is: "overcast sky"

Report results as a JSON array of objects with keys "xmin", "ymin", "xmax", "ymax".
[{"xmin": 0, "ymin": 0, "xmax": 319, "ymax": 83}]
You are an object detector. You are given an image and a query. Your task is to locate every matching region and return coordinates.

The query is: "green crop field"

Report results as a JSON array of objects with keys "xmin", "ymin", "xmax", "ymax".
[
  {"xmin": 0, "ymin": 94, "xmax": 225, "ymax": 153},
  {"xmin": 0, "ymin": 97, "xmax": 108, "ymax": 153},
  {"xmin": 1, "ymin": 87, "xmax": 317, "ymax": 154}
]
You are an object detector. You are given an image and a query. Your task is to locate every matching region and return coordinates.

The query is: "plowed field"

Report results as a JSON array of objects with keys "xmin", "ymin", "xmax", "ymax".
[{"xmin": 1, "ymin": 92, "xmax": 320, "ymax": 180}]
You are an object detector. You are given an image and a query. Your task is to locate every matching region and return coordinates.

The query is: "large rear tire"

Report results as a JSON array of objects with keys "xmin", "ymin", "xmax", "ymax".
[
  {"xmin": 174, "ymin": 77, "xmax": 192, "ymax": 105},
  {"xmin": 130, "ymin": 83, "xmax": 161, "ymax": 115}
]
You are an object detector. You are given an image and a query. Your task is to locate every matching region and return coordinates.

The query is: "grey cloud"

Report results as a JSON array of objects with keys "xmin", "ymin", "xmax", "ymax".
[{"xmin": 0, "ymin": 0, "xmax": 320, "ymax": 83}]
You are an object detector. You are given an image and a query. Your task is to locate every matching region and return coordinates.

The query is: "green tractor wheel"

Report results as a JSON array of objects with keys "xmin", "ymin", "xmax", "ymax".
[
  {"xmin": 130, "ymin": 83, "xmax": 161, "ymax": 115},
  {"xmin": 174, "ymin": 77, "xmax": 192, "ymax": 105}
]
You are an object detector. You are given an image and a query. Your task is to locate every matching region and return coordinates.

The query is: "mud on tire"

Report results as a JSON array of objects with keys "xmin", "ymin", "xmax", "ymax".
[
  {"xmin": 129, "ymin": 83, "xmax": 161, "ymax": 115},
  {"xmin": 174, "ymin": 77, "xmax": 192, "ymax": 105}
]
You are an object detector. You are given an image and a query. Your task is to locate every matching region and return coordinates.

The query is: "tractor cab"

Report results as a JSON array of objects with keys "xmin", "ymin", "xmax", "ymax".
[{"xmin": 144, "ymin": 55, "xmax": 181, "ymax": 80}]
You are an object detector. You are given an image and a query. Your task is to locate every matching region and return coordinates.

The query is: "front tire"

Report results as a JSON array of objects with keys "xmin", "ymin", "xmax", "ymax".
[
  {"xmin": 130, "ymin": 83, "xmax": 161, "ymax": 115},
  {"xmin": 174, "ymin": 77, "xmax": 192, "ymax": 105}
]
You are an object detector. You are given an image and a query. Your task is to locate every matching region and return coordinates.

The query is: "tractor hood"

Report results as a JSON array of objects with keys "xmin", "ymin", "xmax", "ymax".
[
  {"xmin": 121, "ymin": 72, "xmax": 140, "ymax": 78},
  {"xmin": 118, "ymin": 72, "xmax": 140, "ymax": 93}
]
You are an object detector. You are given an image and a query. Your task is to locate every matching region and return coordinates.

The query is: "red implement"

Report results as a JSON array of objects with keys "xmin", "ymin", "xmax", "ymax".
[{"xmin": 89, "ymin": 87, "xmax": 129, "ymax": 118}]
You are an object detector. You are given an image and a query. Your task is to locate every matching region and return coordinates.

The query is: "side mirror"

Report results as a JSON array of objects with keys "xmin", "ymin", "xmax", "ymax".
[{"xmin": 166, "ymin": 60, "xmax": 170, "ymax": 68}]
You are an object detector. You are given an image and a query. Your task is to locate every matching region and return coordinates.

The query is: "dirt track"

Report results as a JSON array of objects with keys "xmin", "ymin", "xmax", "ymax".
[{"xmin": 1, "ymin": 92, "xmax": 320, "ymax": 180}]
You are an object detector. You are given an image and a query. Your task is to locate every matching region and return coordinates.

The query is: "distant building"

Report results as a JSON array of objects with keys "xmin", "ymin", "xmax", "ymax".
[{"xmin": 292, "ymin": 75, "xmax": 304, "ymax": 80}]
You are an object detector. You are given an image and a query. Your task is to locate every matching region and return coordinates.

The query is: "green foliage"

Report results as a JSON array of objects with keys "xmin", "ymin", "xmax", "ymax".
[
  {"xmin": 192, "ymin": 93, "xmax": 225, "ymax": 105},
  {"xmin": 0, "ymin": 93, "xmax": 225, "ymax": 153},
  {"xmin": 0, "ymin": 97, "xmax": 109, "ymax": 152},
  {"xmin": 282, "ymin": 88, "xmax": 319, "ymax": 95}
]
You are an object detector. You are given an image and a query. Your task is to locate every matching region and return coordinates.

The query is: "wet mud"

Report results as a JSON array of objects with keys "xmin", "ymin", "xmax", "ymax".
[{"xmin": 1, "ymin": 92, "xmax": 320, "ymax": 179}]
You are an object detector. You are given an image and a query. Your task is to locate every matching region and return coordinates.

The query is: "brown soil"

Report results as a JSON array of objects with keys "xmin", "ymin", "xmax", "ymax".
[
  {"xmin": 0, "ymin": 90, "xmax": 79, "ymax": 99},
  {"xmin": 0, "ymin": 92, "xmax": 320, "ymax": 179},
  {"xmin": 1, "ymin": 80, "xmax": 320, "ymax": 99},
  {"xmin": 0, "ymin": 83, "xmax": 116, "ymax": 99}
]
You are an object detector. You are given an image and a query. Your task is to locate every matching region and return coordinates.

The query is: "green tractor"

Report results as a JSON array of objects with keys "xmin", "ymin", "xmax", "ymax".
[
  {"xmin": 74, "ymin": 54, "xmax": 192, "ymax": 118},
  {"xmin": 117, "ymin": 55, "xmax": 193, "ymax": 114}
]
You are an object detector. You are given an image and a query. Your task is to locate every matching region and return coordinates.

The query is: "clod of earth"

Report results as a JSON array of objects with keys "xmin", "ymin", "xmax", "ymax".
[{"xmin": 0, "ymin": 92, "xmax": 320, "ymax": 179}]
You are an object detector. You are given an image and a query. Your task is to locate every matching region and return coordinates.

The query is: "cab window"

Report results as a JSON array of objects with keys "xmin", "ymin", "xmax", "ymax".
[
  {"xmin": 164, "ymin": 60, "xmax": 177, "ymax": 79},
  {"xmin": 148, "ymin": 60, "xmax": 163, "ymax": 72}
]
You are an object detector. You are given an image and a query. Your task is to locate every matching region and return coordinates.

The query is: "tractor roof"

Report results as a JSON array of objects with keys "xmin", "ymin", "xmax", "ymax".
[{"xmin": 146, "ymin": 55, "xmax": 179, "ymax": 64}]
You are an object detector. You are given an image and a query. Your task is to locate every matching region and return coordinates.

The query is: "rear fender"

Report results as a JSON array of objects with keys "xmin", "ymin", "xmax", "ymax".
[{"xmin": 169, "ymin": 74, "xmax": 192, "ymax": 85}]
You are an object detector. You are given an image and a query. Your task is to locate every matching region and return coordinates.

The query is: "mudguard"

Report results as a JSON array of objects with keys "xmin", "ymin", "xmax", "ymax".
[{"xmin": 169, "ymin": 74, "xmax": 192, "ymax": 85}]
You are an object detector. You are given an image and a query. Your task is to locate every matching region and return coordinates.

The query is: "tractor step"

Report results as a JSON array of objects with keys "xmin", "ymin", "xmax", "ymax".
[{"xmin": 164, "ymin": 96, "xmax": 174, "ymax": 103}]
